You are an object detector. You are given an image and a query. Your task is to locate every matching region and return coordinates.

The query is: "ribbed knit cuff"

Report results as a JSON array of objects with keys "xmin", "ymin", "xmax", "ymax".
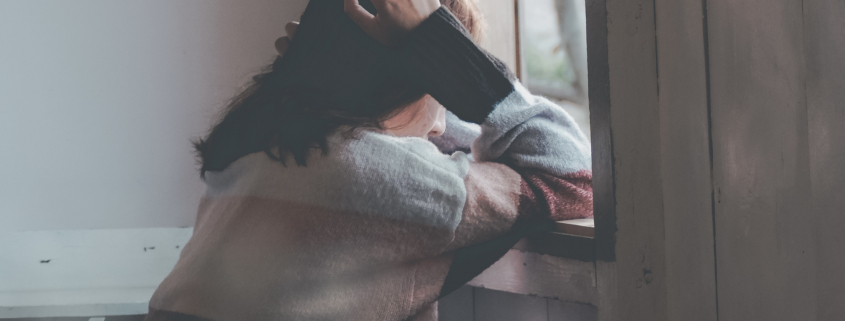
[{"xmin": 401, "ymin": 7, "xmax": 516, "ymax": 124}]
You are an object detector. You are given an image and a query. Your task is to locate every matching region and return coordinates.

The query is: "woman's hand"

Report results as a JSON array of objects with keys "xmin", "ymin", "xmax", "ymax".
[
  {"xmin": 274, "ymin": 21, "xmax": 300, "ymax": 56},
  {"xmin": 344, "ymin": 0, "xmax": 441, "ymax": 46}
]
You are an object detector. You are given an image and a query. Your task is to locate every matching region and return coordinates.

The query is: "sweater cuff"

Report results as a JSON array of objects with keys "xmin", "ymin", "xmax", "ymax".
[{"xmin": 401, "ymin": 7, "xmax": 517, "ymax": 124}]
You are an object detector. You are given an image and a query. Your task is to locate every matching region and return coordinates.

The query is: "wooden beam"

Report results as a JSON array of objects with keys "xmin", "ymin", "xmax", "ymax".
[
  {"xmin": 654, "ymin": 0, "xmax": 718, "ymax": 320},
  {"xmin": 589, "ymin": 0, "xmax": 668, "ymax": 319}
]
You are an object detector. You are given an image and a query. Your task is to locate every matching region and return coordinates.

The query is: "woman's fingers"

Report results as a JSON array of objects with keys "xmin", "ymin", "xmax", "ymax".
[
  {"xmin": 343, "ymin": 0, "xmax": 374, "ymax": 27},
  {"xmin": 275, "ymin": 21, "xmax": 299, "ymax": 57},
  {"xmin": 343, "ymin": 0, "xmax": 387, "ymax": 44},
  {"xmin": 285, "ymin": 21, "xmax": 299, "ymax": 39},
  {"xmin": 274, "ymin": 36, "xmax": 290, "ymax": 56},
  {"xmin": 343, "ymin": 0, "xmax": 440, "ymax": 46}
]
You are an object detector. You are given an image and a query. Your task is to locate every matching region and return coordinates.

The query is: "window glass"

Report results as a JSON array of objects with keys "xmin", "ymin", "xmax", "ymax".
[{"xmin": 520, "ymin": 0, "xmax": 590, "ymax": 140}]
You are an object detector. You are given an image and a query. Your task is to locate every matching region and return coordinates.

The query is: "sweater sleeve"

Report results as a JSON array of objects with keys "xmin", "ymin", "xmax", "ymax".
[
  {"xmin": 434, "ymin": 83, "xmax": 594, "ymax": 297},
  {"xmin": 404, "ymin": 7, "xmax": 594, "ymax": 297},
  {"xmin": 401, "ymin": 7, "xmax": 516, "ymax": 124},
  {"xmin": 405, "ymin": 6, "xmax": 592, "ymax": 232}
]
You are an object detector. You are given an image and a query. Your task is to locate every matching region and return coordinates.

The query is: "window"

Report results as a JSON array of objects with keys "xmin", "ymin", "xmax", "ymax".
[{"xmin": 518, "ymin": 0, "xmax": 590, "ymax": 140}]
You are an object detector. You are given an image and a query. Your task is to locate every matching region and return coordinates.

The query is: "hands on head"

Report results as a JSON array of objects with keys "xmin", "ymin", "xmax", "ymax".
[
  {"xmin": 343, "ymin": 0, "xmax": 441, "ymax": 46},
  {"xmin": 275, "ymin": 0, "xmax": 441, "ymax": 56},
  {"xmin": 273, "ymin": 0, "xmax": 448, "ymax": 140},
  {"xmin": 274, "ymin": 21, "xmax": 300, "ymax": 56}
]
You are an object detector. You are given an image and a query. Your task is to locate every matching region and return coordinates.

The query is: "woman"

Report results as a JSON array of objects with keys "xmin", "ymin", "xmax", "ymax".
[{"xmin": 146, "ymin": 0, "xmax": 592, "ymax": 319}]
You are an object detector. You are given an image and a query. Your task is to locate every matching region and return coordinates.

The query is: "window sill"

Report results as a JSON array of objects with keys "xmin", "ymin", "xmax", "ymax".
[
  {"xmin": 512, "ymin": 218, "xmax": 595, "ymax": 262},
  {"xmin": 554, "ymin": 218, "xmax": 595, "ymax": 238}
]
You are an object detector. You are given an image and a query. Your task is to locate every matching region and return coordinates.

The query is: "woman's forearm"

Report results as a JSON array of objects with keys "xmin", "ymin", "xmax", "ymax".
[{"xmin": 401, "ymin": 7, "xmax": 516, "ymax": 124}]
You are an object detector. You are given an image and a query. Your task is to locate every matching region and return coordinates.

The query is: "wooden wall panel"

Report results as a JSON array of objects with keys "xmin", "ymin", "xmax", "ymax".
[
  {"xmin": 589, "ymin": 0, "xmax": 845, "ymax": 319},
  {"xmin": 804, "ymin": 1, "xmax": 845, "ymax": 319},
  {"xmin": 600, "ymin": 0, "xmax": 667, "ymax": 319},
  {"xmin": 707, "ymin": 1, "xmax": 817, "ymax": 320},
  {"xmin": 547, "ymin": 300, "xmax": 598, "ymax": 321},
  {"xmin": 653, "ymin": 1, "xmax": 718, "ymax": 320},
  {"xmin": 466, "ymin": 249, "xmax": 597, "ymax": 304},
  {"xmin": 438, "ymin": 286, "xmax": 475, "ymax": 321},
  {"xmin": 440, "ymin": 287, "xmax": 600, "ymax": 321},
  {"xmin": 473, "ymin": 288, "xmax": 548, "ymax": 321}
]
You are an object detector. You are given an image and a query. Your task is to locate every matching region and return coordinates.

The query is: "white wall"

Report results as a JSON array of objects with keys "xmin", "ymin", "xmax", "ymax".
[{"xmin": 0, "ymin": 0, "xmax": 308, "ymax": 231}]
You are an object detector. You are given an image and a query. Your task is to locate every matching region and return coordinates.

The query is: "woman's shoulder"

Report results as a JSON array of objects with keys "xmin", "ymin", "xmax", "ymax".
[{"xmin": 201, "ymin": 129, "xmax": 473, "ymax": 229}]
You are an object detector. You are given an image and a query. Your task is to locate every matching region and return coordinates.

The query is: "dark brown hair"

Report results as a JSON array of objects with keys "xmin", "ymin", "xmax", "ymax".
[{"xmin": 194, "ymin": 0, "xmax": 484, "ymax": 176}]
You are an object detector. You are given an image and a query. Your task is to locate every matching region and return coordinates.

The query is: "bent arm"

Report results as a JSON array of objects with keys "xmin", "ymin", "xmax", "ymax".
[
  {"xmin": 399, "ymin": 7, "xmax": 593, "ymax": 299},
  {"xmin": 404, "ymin": 7, "xmax": 592, "ymax": 240}
]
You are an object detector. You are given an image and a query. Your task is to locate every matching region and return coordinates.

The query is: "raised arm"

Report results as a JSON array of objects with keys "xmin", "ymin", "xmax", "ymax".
[
  {"xmin": 400, "ymin": 6, "xmax": 593, "ymax": 230},
  {"xmin": 397, "ymin": 6, "xmax": 594, "ymax": 298},
  {"xmin": 346, "ymin": 0, "xmax": 592, "ymax": 304}
]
